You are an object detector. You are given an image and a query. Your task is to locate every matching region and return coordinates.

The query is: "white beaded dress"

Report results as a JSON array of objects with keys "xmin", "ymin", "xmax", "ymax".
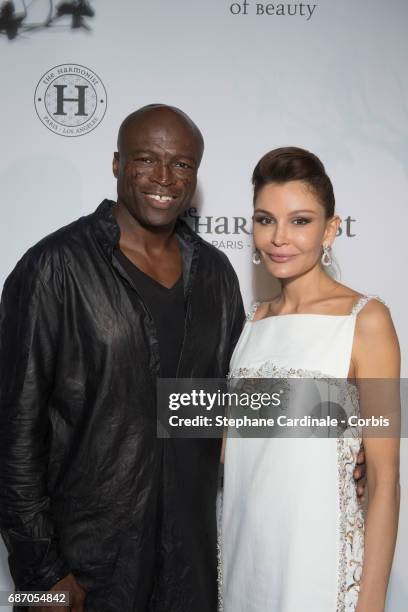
[{"xmin": 221, "ymin": 296, "xmax": 379, "ymax": 612}]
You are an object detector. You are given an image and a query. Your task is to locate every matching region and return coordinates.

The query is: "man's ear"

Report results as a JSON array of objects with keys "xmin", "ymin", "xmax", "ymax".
[{"xmin": 112, "ymin": 152, "xmax": 120, "ymax": 178}]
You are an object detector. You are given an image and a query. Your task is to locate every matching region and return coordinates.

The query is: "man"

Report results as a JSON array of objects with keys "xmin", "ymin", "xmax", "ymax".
[
  {"xmin": 0, "ymin": 104, "xmax": 365, "ymax": 612},
  {"xmin": 0, "ymin": 104, "xmax": 245, "ymax": 612}
]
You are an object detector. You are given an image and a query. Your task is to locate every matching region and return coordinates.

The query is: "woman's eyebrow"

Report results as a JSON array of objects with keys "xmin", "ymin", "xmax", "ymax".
[{"xmin": 254, "ymin": 208, "xmax": 317, "ymax": 215}]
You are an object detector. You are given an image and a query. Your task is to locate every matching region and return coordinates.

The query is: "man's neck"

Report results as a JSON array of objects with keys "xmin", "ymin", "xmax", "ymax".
[{"xmin": 113, "ymin": 200, "xmax": 178, "ymax": 256}]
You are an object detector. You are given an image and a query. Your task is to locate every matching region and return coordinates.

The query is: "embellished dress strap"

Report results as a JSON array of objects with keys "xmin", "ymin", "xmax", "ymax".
[
  {"xmin": 246, "ymin": 301, "xmax": 261, "ymax": 321},
  {"xmin": 350, "ymin": 294, "xmax": 386, "ymax": 316}
]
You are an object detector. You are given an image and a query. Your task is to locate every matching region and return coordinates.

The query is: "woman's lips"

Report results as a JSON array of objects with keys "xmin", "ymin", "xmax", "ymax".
[{"xmin": 268, "ymin": 253, "xmax": 295, "ymax": 263}]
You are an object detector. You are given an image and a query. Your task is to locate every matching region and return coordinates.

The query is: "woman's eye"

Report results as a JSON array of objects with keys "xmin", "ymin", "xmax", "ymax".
[
  {"xmin": 254, "ymin": 216, "xmax": 275, "ymax": 225},
  {"xmin": 293, "ymin": 217, "xmax": 311, "ymax": 225}
]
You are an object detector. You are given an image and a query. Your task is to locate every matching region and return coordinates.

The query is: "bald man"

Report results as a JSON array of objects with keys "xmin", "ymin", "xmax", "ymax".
[{"xmin": 0, "ymin": 105, "xmax": 245, "ymax": 612}]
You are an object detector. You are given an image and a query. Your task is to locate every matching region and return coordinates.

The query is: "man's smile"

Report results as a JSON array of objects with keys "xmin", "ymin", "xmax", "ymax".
[
  {"xmin": 143, "ymin": 192, "xmax": 177, "ymax": 202},
  {"xmin": 142, "ymin": 191, "xmax": 181, "ymax": 209}
]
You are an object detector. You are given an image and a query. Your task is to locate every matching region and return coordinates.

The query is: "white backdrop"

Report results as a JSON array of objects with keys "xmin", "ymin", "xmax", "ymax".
[{"xmin": 1, "ymin": 0, "xmax": 407, "ymax": 608}]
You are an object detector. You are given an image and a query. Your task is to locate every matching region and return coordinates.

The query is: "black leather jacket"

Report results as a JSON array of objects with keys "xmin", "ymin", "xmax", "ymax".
[{"xmin": 0, "ymin": 200, "xmax": 245, "ymax": 612}]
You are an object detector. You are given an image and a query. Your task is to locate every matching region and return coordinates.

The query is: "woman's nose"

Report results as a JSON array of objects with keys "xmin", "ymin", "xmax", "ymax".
[{"xmin": 271, "ymin": 223, "xmax": 289, "ymax": 246}]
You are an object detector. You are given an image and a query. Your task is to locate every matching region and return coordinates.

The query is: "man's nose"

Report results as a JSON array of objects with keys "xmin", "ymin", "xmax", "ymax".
[{"xmin": 151, "ymin": 162, "xmax": 174, "ymax": 186}]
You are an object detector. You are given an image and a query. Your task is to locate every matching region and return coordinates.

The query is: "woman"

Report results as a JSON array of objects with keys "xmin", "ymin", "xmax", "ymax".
[{"xmin": 221, "ymin": 147, "xmax": 400, "ymax": 612}]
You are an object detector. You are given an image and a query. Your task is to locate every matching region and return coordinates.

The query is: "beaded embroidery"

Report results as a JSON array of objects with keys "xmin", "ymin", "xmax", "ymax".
[
  {"xmin": 246, "ymin": 301, "xmax": 260, "ymax": 321},
  {"xmin": 350, "ymin": 294, "xmax": 385, "ymax": 316},
  {"xmin": 337, "ymin": 437, "xmax": 365, "ymax": 610},
  {"xmin": 216, "ymin": 488, "xmax": 224, "ymax": 612}
]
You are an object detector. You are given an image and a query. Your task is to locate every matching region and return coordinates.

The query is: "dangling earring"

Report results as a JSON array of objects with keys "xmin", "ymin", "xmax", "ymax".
[
  {"xmin": 252, "ymin": 249, "xmax": 261, "ymax": 265},
  {"xmin": 321, "ymin": 245, "xmax": 332, "ymax": 267}
]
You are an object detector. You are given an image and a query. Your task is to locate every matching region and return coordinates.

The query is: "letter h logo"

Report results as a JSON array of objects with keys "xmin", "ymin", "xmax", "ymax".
[{"xmin": 54, "ymin": 84, "xmax": 88, "ymax": 116}]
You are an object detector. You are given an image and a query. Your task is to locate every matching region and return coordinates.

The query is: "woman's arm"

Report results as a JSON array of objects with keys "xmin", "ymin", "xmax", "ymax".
[{"xmin": 353, "ymin": 300, "xmax": 400, "ymax": 612}]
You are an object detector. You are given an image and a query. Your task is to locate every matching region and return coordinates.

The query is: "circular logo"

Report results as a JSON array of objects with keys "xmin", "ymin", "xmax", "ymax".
[{"xmin": 34, "ymin": 64, "xmax": 107, "ymax": 137}]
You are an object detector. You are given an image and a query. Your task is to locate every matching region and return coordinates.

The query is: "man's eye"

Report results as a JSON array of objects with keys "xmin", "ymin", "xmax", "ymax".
[
  {"xmin": 175, "ymin": 161, "xmax": 192, "ymax": 169},
  {"xmin": 134, "ymin": 157, "xmax": 153, "ymax": 164},
  {"xmin": 293, "ymin": 217, "xmax": 311, "ymax": 225}
]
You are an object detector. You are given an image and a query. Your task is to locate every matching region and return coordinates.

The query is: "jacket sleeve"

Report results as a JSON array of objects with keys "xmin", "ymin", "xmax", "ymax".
[
  {"xmin": 227, "ymin": 266, "xmax": 245, "ymax": 363},
  {"xmin": 0, "ymin": 252, "xmax": 70, "ymax": 590}
]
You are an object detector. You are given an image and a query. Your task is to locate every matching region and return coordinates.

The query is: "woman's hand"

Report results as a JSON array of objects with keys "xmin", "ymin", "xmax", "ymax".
[{"xmin": 353, "ymin": 446, "xmax": 367, "ymax": 499}]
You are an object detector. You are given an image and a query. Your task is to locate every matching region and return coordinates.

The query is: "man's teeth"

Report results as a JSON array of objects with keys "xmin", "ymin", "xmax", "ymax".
[{"xmin": 148, "ymin": 194, "xmax": 173, "ymax": 202}]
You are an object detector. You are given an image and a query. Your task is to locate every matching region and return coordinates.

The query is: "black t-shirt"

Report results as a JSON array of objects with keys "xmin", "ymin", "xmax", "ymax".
[{"xmin": 115, "ymin": 248, "xmax": 185, "ymax": 378}]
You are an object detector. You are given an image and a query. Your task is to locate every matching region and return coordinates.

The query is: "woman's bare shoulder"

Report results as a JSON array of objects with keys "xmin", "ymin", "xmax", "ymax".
[
  {"xmin": 353, "ymin": 298, "xmax": 399, "ymax": 377},
  {"xmin": 356, "ymin": 297, "xmax": 392, "ymax": 331}
]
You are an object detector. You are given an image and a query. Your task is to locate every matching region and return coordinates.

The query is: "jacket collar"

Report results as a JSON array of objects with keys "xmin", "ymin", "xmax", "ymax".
[
  {"xmin": 92, "ymin": 199, "xmax": 201, "ymax": 297},
  {"xmin": 92, "ymin": 199, "xmax": 201, "ymax": 255}
]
